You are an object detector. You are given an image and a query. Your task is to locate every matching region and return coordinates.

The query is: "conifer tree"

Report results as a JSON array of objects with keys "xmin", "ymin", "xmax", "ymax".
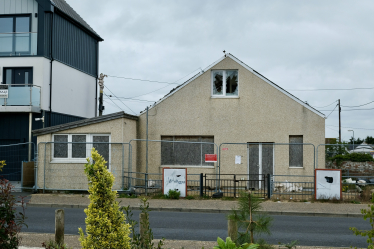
[{"xmin": 79, "ymin": 148, "xmax": 131, "ymax": 249}]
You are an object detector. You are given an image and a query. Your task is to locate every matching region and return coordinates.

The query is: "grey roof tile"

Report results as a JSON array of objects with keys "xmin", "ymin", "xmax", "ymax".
[{"xmin": 51, "ymin": 0, "xmax": 103, "ymax": 40}]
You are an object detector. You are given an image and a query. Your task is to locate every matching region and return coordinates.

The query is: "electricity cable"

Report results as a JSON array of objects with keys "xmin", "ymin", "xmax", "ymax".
[
  {"xmin": 325, "ymin": 104, "xmax": 338, "ymax": 118},
  {"xmin": 312, "ymin": 100, "xmax": 338, "ymax": 109},
  {"xmin": 103, "ymin": 92, "xmax": 123, "ymax": 111},
  {"xmin": 104, "ymin": 87, "xmax": 136, "ymax": 115},
  {"xmin": 341, "ymin": 100, "xmax": 374, "ymax": 108}
]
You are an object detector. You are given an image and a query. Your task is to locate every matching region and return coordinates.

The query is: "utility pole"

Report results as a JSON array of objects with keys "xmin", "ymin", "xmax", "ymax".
[
  {"xmin": 338, "ymin": 99, "xmax": 341, "ymax": 143},
  {"xmin": 98, "ymin": 73, "xmax": 107, "ymax": 116}
]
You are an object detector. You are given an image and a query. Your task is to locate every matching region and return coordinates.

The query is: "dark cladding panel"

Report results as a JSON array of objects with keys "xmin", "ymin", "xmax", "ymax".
[{"xmin": 52, "ymin": 13, "xmax": 98, "ymax": 77}]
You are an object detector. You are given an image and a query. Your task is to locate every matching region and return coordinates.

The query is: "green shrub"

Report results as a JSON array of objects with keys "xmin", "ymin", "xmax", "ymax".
[
  {"xmin": 78, "ymin": 149, "xmax": 131, "ymax": 249},
  {"xmin": 214, "ymin": 237, "xmax": 259, "ymax": 249},
  {"xmin": 121, "ymin": 198, "xmax": 165, "ymax": 249},
  {"xmin": 0, "ymin": 160, "xmax": 28, "ymax": 249},
  {"xmin": 42, "ymin": 239, "xmax": 71, "ymax": 249},
  {"xmin": 330, "ymin": 153, "xmax": 374, "ymax": 166},
  {"xmin": 185, "ymin": 195, "xmax": 195, "ymax": 200},
  {"xmin": 165, "ymin": 189, "xmax": 181, "ymax": 199},
  {"xmin": 350, "ymin": 193, "xmax": 374, "ymax": 249}
]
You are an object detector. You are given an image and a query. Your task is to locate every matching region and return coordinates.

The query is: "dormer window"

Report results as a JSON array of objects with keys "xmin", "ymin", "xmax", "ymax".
[{"xmin": 212, "ymin": 70, "xmax": 238, "ymax": 97}]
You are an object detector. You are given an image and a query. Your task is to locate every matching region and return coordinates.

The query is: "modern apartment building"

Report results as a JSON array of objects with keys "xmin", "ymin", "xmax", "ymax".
[{"xmin": 0, "ymin": 0, "xmax": 103, "ymax": 180}]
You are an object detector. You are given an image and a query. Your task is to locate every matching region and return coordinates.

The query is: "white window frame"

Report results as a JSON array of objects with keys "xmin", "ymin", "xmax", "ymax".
[
  {"xmin": 51, "ymin": 134, "xmax": 111, "ymax": 170},
  {"xmin": 211, "ymin": 70, "xmax": 239, "ymax": 98}
]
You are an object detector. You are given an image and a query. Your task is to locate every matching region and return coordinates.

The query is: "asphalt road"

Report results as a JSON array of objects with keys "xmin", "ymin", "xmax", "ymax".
[{"xmin": 20, "ymin": 207, "xmax": 370, "ymax": 247}]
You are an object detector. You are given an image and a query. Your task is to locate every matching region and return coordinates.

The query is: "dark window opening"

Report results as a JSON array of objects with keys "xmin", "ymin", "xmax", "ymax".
[
  {"xmin": 289, "ymin": 135, "xmax": 303, "ymax": 167},
  {"xmin": 161, "ymin": 136, "xmax": 214, "ymax": 166}
]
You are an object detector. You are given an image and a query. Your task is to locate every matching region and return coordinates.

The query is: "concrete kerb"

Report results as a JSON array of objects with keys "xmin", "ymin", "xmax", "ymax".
[{"xmin": 26, "ymin": 203, "xmax": 363, "ymax": 217}]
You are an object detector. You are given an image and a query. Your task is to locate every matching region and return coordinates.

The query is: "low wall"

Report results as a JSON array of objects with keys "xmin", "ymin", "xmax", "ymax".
[{"xmin": 326, "ymin": 161, "xmax": 374, "ymax": 174}]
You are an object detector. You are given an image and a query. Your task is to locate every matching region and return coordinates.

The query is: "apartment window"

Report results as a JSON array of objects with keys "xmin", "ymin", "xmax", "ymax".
[
  {"xmin": 3, "ymin": 67, "xmax": 33, "ymax": 86},
  {"xmin": 212, "ymin": 70, "xmax": 238, "ymax": 97},
  {"xmin": 0, "ymin": 15, "xmax": 31, "ymax": 55},
  {"xmin": 161, "ymin": 136, "xmax": 214, "ymax": 166},
  {"xmin": 52, "ymin": 134, "xmax": 111, "ymax": 168},
  {"xmin": 289, "ymin": 135, "xmax": 303, "ymax": 167}
]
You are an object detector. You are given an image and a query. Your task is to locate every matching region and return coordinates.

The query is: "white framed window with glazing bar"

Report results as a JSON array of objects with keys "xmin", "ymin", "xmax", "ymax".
[
  {"xmin": 51, "ymin": 134, "xmax": 111, "ymax": 169},
  {"xmin": 211, "ymin": 70, "xmax": 239, "ymax": 97}
]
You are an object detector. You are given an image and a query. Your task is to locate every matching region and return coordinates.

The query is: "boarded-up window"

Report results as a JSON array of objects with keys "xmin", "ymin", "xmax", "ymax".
[
  {"xmin": 161, "ymin": 136, "xmax": 214, "ymax": 166},
  {"xmin": 289, "ymin": 135, "xmax": 303, "ymax": 167}
]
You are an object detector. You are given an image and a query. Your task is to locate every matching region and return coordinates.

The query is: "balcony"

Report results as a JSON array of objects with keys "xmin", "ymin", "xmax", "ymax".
[
  {"xmin": 0, "ymin": 32, "xmax": 37, "ymax": 56},
  {"xmin": 0, "ymin": 84, "xmax": 41, "ymax": 113}
]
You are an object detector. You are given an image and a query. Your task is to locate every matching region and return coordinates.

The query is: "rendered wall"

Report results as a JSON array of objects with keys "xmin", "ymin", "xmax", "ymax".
[
  {"xmin": 36, "ymin": 117, "xmax": 137, "ymax": 190},
  {"xmin": 137, "ymin": 57, "xmax": 325, "ymax": 180},
  {"xmin": 51, "ymin": 60, "xmax": 96, "ymax": 118}
]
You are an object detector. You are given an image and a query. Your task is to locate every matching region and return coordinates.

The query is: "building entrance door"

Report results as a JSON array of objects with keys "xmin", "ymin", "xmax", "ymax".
[{"xmin": 247, "ymin": 142, "xmax": 274, "ymax": 189}]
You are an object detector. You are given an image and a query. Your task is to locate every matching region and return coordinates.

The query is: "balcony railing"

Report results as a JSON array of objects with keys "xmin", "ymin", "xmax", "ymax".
[
  {"xmin": 0, "ymin": 32, "xmax": 37, "ymax": 56},
  {"xmin": 0, "ymin": 84, "xmax": 41, "ymax": 107}
]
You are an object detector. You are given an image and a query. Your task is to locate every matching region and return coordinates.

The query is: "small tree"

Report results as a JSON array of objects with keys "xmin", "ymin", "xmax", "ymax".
[
  {"xmin": 350, "ymin": 193, "xmax": 374, "ymax": 249},
  {"xmin": 78, "ymin": 149, "xmax": 131, "ymax": 249},
  {"xmin": 228, "ymin": 191, "xmax": 272, "ymax": 245}
]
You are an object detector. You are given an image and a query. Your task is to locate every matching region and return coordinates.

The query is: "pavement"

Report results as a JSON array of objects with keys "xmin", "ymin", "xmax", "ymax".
[{"xmin": 27, "ymin": 193, "xmax": 369, "ymax": 218}]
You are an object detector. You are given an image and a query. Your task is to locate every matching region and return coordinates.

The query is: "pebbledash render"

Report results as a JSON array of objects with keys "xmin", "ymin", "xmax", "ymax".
[
  {"xmin": 136, "ymin": 54, "xmax": 325, "ymax": 181},
  {"xmin": 34, "ymin": 54, "xmax": 325, "ymax": 190}
]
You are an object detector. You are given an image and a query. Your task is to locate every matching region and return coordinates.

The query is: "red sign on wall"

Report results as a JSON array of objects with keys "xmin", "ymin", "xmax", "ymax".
[{"xmin": 205, "ymin": 154, "xmax": 217, "ymax": 162}]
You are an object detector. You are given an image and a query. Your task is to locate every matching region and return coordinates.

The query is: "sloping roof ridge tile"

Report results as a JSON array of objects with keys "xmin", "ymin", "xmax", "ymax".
[
  {"xmin": 33, "ymin": 111, "xmax": 138, "ymax": 136},
  {"xmin": 51, "ymin": 0, "xmax": 103, "ymax": 40}
]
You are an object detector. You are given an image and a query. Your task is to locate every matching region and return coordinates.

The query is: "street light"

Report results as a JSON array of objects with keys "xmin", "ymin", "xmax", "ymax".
[{"xmin": 348, "ymin": 130, "xmax": 354, "ymax": 151}]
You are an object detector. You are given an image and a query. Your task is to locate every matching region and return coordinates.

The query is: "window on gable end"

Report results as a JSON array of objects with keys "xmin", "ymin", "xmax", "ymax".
[{"xmin": 212, "ymin": 70, "xmax": 238, "ymax": 97}]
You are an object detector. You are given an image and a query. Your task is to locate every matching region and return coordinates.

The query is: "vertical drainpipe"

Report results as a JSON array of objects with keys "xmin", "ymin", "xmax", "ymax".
[
  {"xmin": 28, "ymin": 113, "xmax": 32, "ymax": 161},
  {"xmin": 48, "ymin": 9, "xmax": 54, "ymax": 127}
]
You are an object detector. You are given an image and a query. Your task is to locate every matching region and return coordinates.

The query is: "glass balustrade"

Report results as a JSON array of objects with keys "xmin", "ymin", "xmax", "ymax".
[
  {"xmin": 0, "ymin": 32, "xmax": 37, "ymax": 56},
  {"xmin": 0, "ymin": 85, "xmax": 41, "ymax": 107}
]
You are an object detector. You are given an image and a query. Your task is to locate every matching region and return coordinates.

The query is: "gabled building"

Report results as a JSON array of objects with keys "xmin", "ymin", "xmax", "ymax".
[
  {"xmin": 33, "ymin": 54, "xmax": 326, "ymax": 191},
  {"xmin": 0, "ymin": 0, "xmax": 103, "ymax": 181}
]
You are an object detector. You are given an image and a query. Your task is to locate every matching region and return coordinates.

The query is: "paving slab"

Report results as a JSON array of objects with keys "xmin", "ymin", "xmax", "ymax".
[{"xmin": 27, "ymin": 194, "xmax": 368, "ymax": 217}]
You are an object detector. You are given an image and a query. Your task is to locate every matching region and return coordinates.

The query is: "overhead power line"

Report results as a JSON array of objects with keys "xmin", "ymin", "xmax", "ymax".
[
  {"xmin": 326, "ymin": 125, "xmax": 374, "ymax": 131},
  {"xmin": 342, "ymin": 100, "xmax": 374, "ymax": 108},
  {"xmin": 312, "ymin": 100, "xmax": 338, "ymax": 108},
  {"xmin": 103, "ymin": 92, "xmax": 123, "ymax": 111},
  {"xmin": 320, "ymin": 107, "xmax": 374, "ymax": 111},
  {"xmin": 325, "ymin": 104, "xmax": 338, "ymax": 118},
  {"xmin": 107, "ymin": 75, "xmax": 180, "ymax": 85},
  {"xmin": 104, "ymin": 88, "xmax": 136, "ymax": 115},
  {"xmin": 104, "ymin": 96, "xmax": 155, "ymax": 102},
  {"xmin": 286, "ymin": 87, "xmax": 374, "ymax": 91}
]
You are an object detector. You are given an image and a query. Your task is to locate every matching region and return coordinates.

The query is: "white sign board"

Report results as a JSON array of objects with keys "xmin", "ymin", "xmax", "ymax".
[
  {"xmin": 235, "ymin": 155, "xmax": 241, "ymax": 164},
  {"xmin": 315, "ymin": 169, "xmax": 342, "ymax": 200},
  {"xmin": 163, "ymin": 168, "xmax": 187, "ymax": 197},
  {"xmin": 0, "ymin": 85, "xmax": 8, "ymax": 98}
]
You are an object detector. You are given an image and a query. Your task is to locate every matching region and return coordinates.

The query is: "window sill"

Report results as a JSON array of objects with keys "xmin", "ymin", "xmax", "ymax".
[
  {"xmin": 160, "ymin": 165, "xmax": 215, "ymax": 169},
  {"xmin": 211, "ymin": 96, "xmax": 239, "ymax": 99},
  {"xmin": 50, "ymin": 159, "xmax": 88, "ymax": 164},
  {"xmin": 288, "ymin": 166, "xmax": 304, "ymax": 169}
]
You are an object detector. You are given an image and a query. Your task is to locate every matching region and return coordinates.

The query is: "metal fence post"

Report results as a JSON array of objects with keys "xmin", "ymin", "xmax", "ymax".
[
  {"xmin": 145, "ymin": 173, "xmax": 148, "ymax": 196},
  {"xmin": 200, "ymin": 173, "xmax": 203, "ymax": 197},
  {"xmin": 204, "ymin": 174, "xmax": 206, "ymax": 197},
  {"xmin": 234, "ymin": 174, "xmax": 236, "ymax": 198},
  {"xmin": 43, "ymin": 143, "xmax": 46, "ymax": 193},
  {"xmin": 267, "ymin": 174, "xmax": 271, "ymax": 199},
  {"xmin": 121, "ymin": 144, "xmax": 124, "ymax": 190}
]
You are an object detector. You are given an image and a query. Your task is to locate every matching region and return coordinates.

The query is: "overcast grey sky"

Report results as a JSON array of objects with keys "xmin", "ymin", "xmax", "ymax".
[{"xmin": 67, "ymin": 0, "xmax": 373, "ymax": 142}]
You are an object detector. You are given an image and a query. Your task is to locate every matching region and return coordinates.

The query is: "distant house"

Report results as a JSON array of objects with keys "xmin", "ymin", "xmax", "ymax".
[
  {"xmin": 34, "ymin": 54, "xmax": 326, "ymax": 191},
  {"xmin": 349, "ymin": 142, "xmax": 374, "ymax": 158},
  {"xmin": 0, "ymin": 0, "xmax": 103, "ymax": 181}
]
